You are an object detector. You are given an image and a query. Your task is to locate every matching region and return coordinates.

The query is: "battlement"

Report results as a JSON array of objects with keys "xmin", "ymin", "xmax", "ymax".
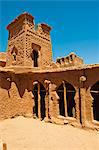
[
  {"xmin": 56, "ymin": 52, "xmax": 84, "ymax": 67},
  {"xmin": 7, "ymin": 12, "xmax": 34, "ymax": 39},
  {"xmin": 38, "ymin": 23, "xmax": 51, "ymax": 33},
  {"xmin": 6, "ymin": 12, "xmax": 51, "ymax": 41},
  {"xmin": 7, "ymin": 12, "xmax": 34, "ymax": 30}
]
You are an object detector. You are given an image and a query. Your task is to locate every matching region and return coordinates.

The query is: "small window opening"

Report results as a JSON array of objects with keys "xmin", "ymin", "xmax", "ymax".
[
  {"xmin": 11, "ymin": 46, "xmax": 18, "ymax": 62},
  {"xmin": 13, "ymin": 52, "xmax": 17, "ymax": 61},
  {"xmin": 33, "ymin": 50, "xmax": 39, "ymax": 67}
]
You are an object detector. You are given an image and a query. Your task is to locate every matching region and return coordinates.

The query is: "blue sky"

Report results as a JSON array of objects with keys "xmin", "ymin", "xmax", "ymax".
[{"xmin": 0, "ymin": 0, "xmax": 99, "ymax": 64}]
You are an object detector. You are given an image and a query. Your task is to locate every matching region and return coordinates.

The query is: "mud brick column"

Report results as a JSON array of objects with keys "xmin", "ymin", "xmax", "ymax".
[
  {"xmin": 74, "ymin": 87, "xmax": 81, "ymax": 123},
  {"xmin": 80, "ymin": 87, "xmax": 86, "ymax": 126},
  {"xmin": 62, "ymin": 81, "xmax": 68, "ymax": 117},
  {"xmin": 38, "ymin": 82, "xmax": 41, "ymax": 119},
  {"xmin": 78, "ymin": 75, "xmax": 94, "ymax": 128},
  {"xmin": 44, "ymin": 80, "xmax": 51, "ymax": 120},
  {"xmin": 49, "ymin": 83, "xmax": 59, "ymax": 119},
  {"xmin": 84, "ymin": 87, "xmax": 94, "ymax": 128},
  {"xmin": 79, "ymin": 76, "xmax": 87, "ymax": 127},
  {"xmin": 49, "ymin": 83, "xmax": 53, "ymax": 118},
  {"xmin": 80, "ymin": 87, "xmax": 93, "ymax": 128}
]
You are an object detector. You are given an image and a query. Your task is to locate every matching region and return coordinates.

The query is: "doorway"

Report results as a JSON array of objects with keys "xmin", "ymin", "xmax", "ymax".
[
  {"xmin": 33, "ymin": 82, "xmax": 46, "ymax": 119},
  {"xmin": 57, "ymin": 82, "xmax": 76, "ymax": 117},
  {"xmin": 32, "ymin": 50, "xmax": 39, "ymax": 67}
]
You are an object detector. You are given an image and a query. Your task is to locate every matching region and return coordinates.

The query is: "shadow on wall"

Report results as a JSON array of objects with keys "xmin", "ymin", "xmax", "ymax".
[
  {"xmin": 14, "ymin": 76, "xmax": 32, "ymax": 98},
  {"xmin": 0, "ymin": 73, "xmax": 11, "ymax": 90}
]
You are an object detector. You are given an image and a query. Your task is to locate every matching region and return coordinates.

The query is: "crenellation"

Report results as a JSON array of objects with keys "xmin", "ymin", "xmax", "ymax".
[{"xmin": 56, "ymin": 52, "xmax": 84, "ymax": 67}]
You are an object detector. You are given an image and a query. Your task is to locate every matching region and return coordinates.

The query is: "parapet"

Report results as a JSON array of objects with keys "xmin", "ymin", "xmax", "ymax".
[
  {"xmin": 35, "ymin": 23, "xmax": 51, "ymax": 40},
  {"xmin": 56, "ymin": 52, "xmax": 84, "ymax": 67},
  {"xmin": 6, "ymin": 12, "xmax": 51, "ymax": 41},
  {"xmin": 40, "ymin": 23, "xmax": 51, "ymax": 32},
  {"xmin": 6, "ymin": 12, "xmax": 34, "ymax": 39},
  {"xmin": 7, "ymin": 12, "xmax": 34, "ymax": 30}
]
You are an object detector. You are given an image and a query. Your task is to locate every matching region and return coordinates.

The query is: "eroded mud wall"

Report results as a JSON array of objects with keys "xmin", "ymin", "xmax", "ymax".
[{"xmin": 0, "ymin": 72, "xmax": 33, "ymax": 119}]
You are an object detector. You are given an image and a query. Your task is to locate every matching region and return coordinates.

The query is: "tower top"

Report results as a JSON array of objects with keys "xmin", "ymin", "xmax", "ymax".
[
  {"xmin": 40, "ymin": 23, "xmax": 51, "ymax": 32},
  {"xmin": 6, "ymin": 12, "xmax": 52, "ymax": 67},
  {"xmin": 6, "ymin": 12, "xmax": 34, "ymax": 30}
]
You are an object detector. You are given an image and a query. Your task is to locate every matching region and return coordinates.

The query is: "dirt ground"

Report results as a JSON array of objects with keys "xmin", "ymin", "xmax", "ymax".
[{"xmin": 0, "ymin": 116, "xmax": 99, "ymax": 150}]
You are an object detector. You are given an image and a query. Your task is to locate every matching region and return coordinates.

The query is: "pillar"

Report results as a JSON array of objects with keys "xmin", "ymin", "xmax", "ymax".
[
  {"xmin": 62, "ymin": 81, "xmax": 68, "ymax": 117},
  {"xmin": 79, "ymin": 75, "xmax": 87, "ymax": 127},
  {"xmin": 45, "ymin": 94, "xmax": 49, "ymax": 119},
  {"xmin": 80, "ymin": 87, "xmax": 86, "ymax": 126},
  {"xmin": 44, "ymin": 80, "xmax": 51, "ymax": 120},
  {"xmin": 49, "ymin": 83, "xmax": 53, "ymax": 118},
  {"xmin": 49, "ymin": 83, "xmax": 59, "ymax": 118},
  {"xmin": 38, "ymin": 82, "xmax": 41, "ymax": 119},
  {"xmin": 74, "ymin": 87, "xmax": 81, "ymax": 123},
  {"xmin": 85, "ymin": 88, "xmax": 94, "ymax": 124},
  {"xmin": 80, "ymin": 87, "xmax": 94, "ymax": 128}
]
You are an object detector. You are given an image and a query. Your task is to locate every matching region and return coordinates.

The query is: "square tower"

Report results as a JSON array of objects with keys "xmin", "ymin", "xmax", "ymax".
[{"xmin": 6, "ymin": 12, "xmax": 52, "ymax": 68}]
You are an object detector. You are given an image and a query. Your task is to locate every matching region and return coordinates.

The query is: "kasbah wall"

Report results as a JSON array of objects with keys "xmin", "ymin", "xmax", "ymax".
[{"xmin": 0, "ymin": 12, "xmax": 99, "ymax": 129}]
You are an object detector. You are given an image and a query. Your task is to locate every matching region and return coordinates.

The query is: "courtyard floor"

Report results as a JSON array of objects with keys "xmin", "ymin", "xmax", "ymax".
[{"xmin": 0, "ymin": 116, "xmax": 99, "ymax": 150}]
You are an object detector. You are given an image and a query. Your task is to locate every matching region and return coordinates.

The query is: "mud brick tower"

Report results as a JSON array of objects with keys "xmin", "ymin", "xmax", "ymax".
[{"xmin": 6, "ymin": 12, "xmax": 52, "ymax": 67}]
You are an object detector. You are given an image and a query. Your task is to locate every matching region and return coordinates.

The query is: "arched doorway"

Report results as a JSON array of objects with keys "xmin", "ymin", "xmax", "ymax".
[
  {"xmin": 33, "ymin": 83, "xmax": 38, "ymax": 117},
  {"xmin": 57, "ymin": 84, "xmax": 65, "ymax": 116},
  {"xmin": 33, "ymin": 82, "xmax": 46, "ymax": 120},
  {"xmin": 91, "ymin": 81, "xmax": 99, "ymax": 121},
  {"xmin": 11, "ymin": 46, "xmax": 18, "ymax": 65},
  {"xmin": 40, "ymin": 84, "xmax": 46, "ymax": 119},
  {"xmin": 32, "ymin": 50, "xmax": 39, "ymax": 67},
  {"xmin": 57, "ymin": 82, "xmax": 76, "ymax": 117}
]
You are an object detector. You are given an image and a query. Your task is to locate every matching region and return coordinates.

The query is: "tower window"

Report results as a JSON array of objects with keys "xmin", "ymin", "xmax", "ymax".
[
  {"xmin": 33, "ymin": 50, "xmax": 38, "ymax": 67},
  {"xmin": 13, "ymin": 52, "xmax": 17, "ymax": 61},
  {"xmin": 11, "ymin": 46, "xmax": 18, "ymax": 62}
]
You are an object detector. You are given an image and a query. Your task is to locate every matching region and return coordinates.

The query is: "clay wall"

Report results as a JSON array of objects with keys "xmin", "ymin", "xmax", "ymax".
[
  {"xmin": 0, "ymin": 67, "xmax": 98, "ymax": 127},
  {"xmin": 0, "ymin": 72, "xmax": 33, "ymax": 119}
]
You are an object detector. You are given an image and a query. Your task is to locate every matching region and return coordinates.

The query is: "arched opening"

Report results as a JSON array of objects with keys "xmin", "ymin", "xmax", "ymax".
[
  {"xmin": 33, "ymin": 84, "xmax": 38, "ymax": 117},
  {"xmin": 32, "ymin": 50, "xmax": 39, "ymax": 67},
  {"xmin": 57, "ymin": 82, "xmax": 76, "ymax": 117},
  {"xmin": 40, "ymin": 84, "xmax": 46, "ymax": 119},
  {"xmin": 57, "ymin": 84, "xmax": 64, "ymax": 116},
  {"xmin": 91, "ymin": 81, "xmax": 99, "ymax": 121},
  {"xmin": 11, "ymin": 46, "xmax": 18, "ymax": 63},
  {"xmin": 32, "ymin": 82, "xmax": 46, "ymax": 120}
]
